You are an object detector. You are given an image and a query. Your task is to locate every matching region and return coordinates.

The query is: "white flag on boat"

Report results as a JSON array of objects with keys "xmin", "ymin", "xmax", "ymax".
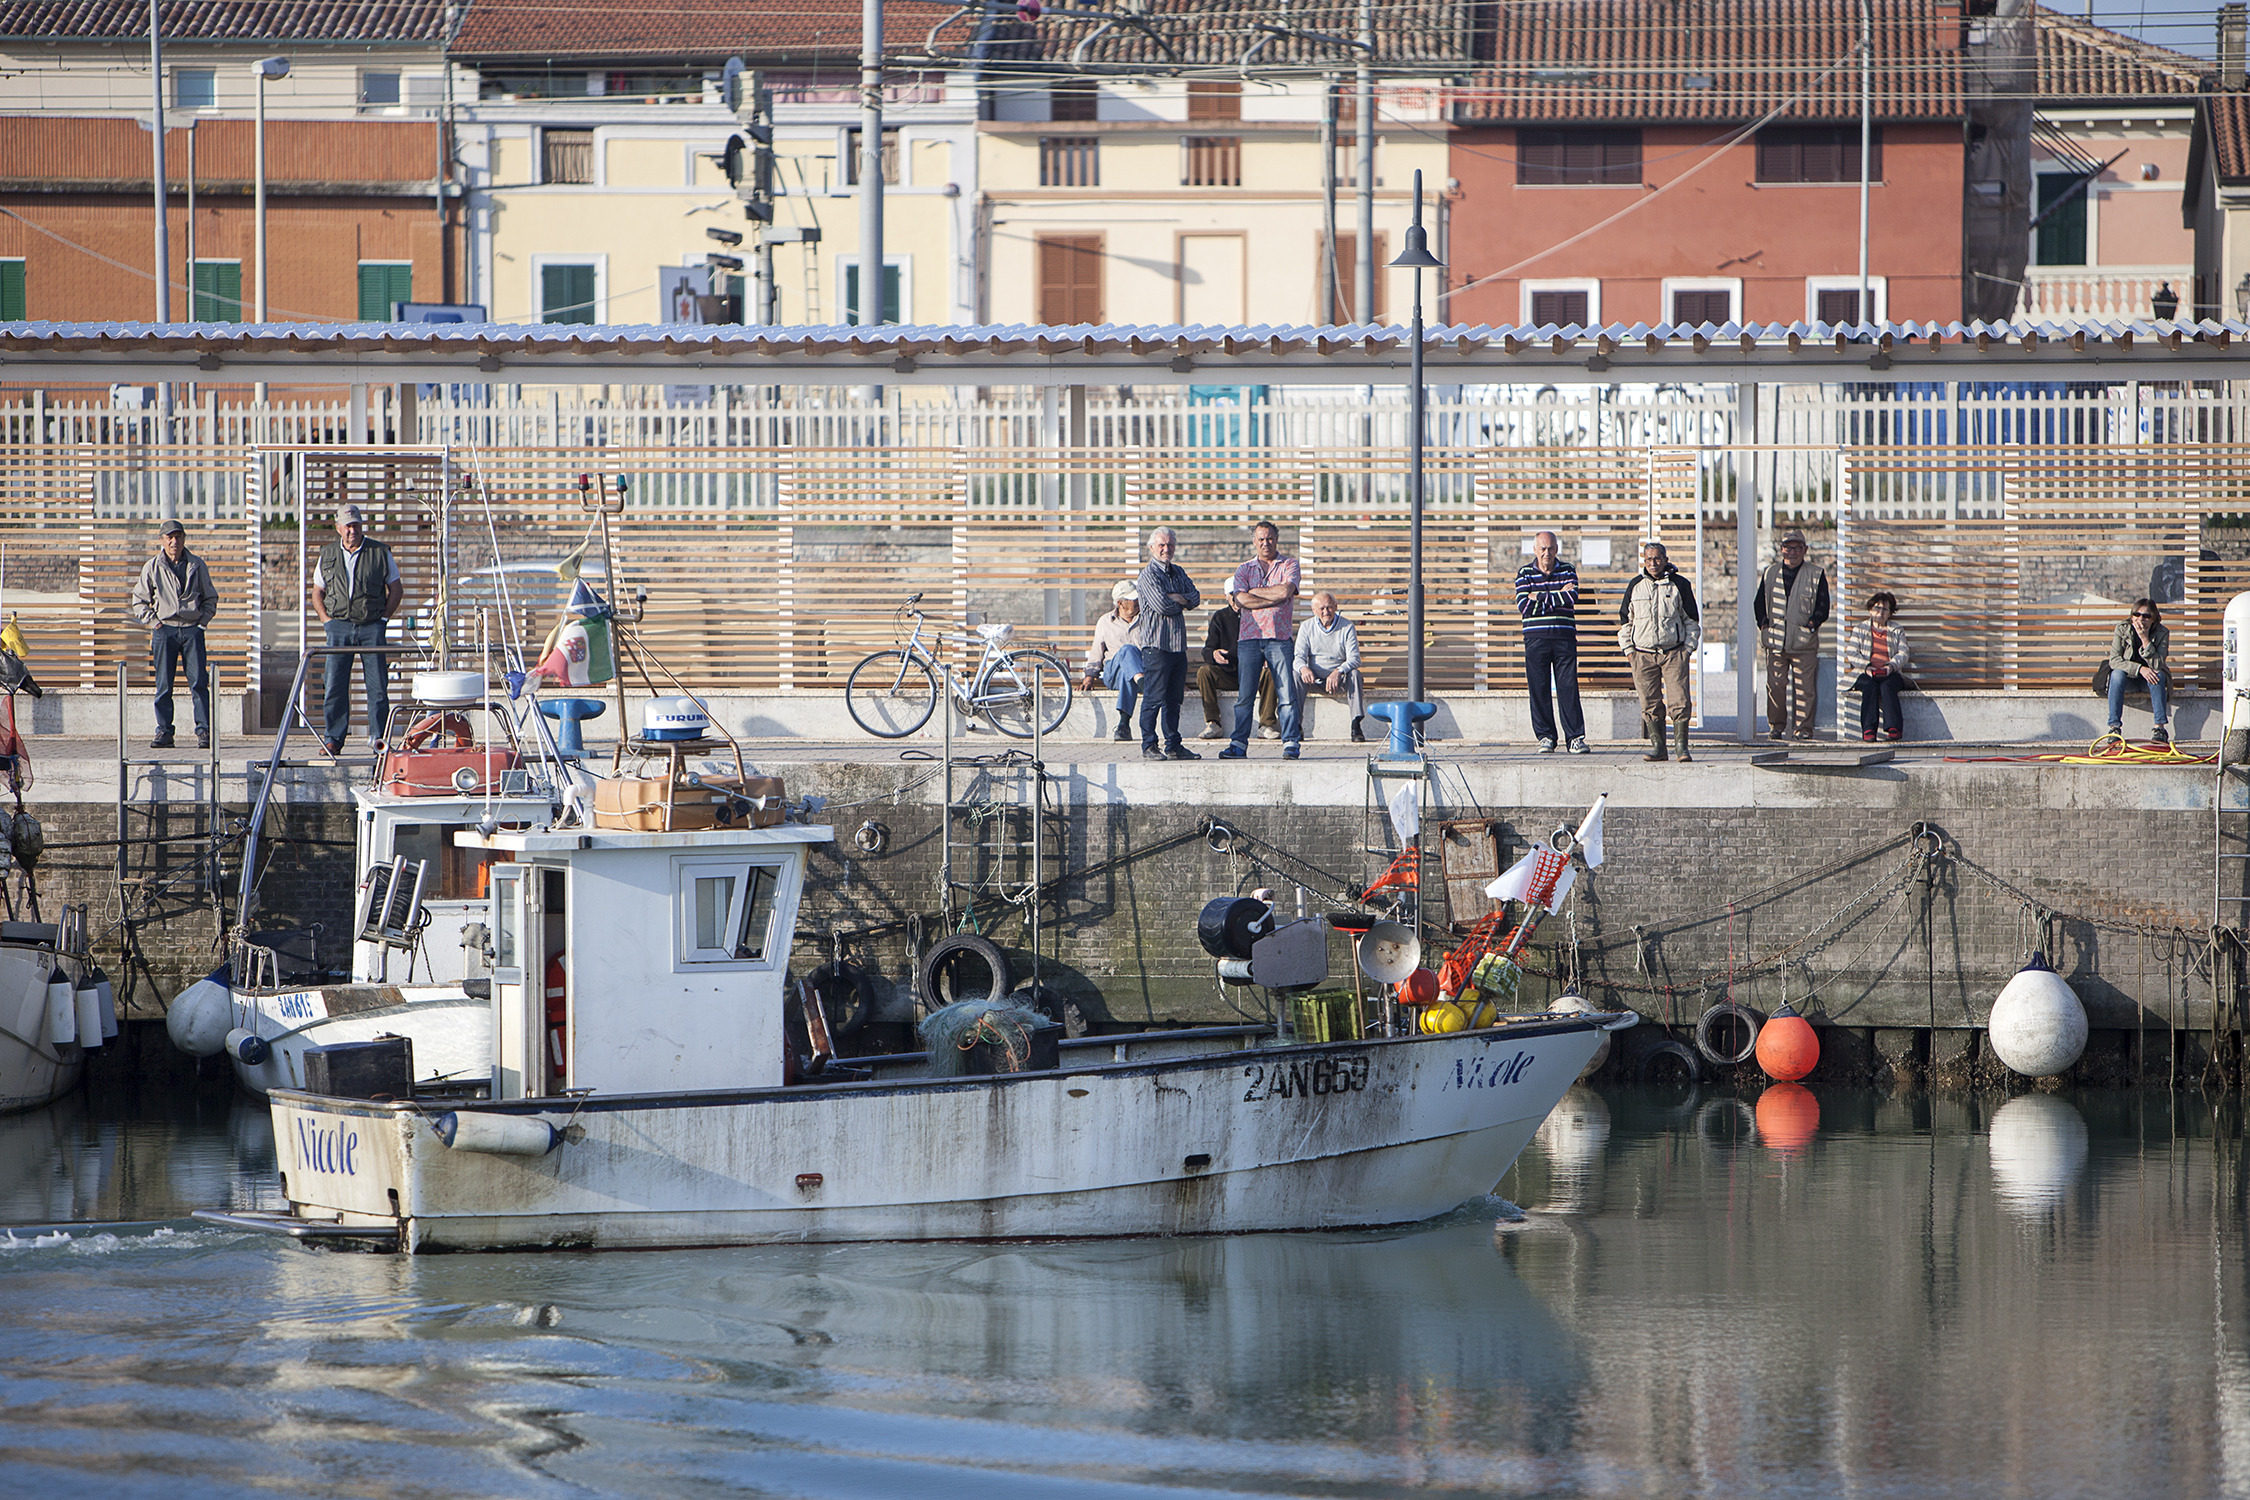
[
  {"xmin": 1486, "ymin": 845, "xmax": 1576, "ymax": 912},
  {"xmin": 1575, "ymin": 792, "xmax": 1607, "ymax": 870}
]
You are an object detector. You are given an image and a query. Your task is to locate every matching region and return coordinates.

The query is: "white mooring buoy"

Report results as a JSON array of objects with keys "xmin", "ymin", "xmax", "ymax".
[{"xmin": 1986, "ymin": 952, "xmax": 2088, "ymax": 1079}]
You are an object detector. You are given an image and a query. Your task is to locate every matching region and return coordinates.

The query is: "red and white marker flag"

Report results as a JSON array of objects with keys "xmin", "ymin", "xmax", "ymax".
[{"xmin": 1484, "ymin": 793, "xmax": 1606, "ymax": 913}]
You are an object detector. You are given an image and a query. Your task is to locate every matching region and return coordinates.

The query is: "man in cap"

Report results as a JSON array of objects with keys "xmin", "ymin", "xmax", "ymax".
[
  {"xmin": 1195, "ymin": 582, "xmax": 1279, "ymax": 740},
  {"xmin": 129, "ymin": 518, "xmax": 219, "ymax": 749},
  {"xmin": 1080, "ymin": 579, "xmax": 1146, "ymax": 743},
  {"xmin": 312, "ymin": 504, "xmax": 403, "ymax": 756},
  {"xmin": 1753, "ymin": 528, "xmax": 1831, "ymax": 741}
]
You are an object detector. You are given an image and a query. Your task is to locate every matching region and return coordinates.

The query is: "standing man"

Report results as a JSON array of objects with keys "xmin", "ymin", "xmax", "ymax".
[
  {"xmin": 313, "ymin": 504, "xmax": 403, "ymax": 757},
  {"xmin": 1218, "ymin": 519, "xmax": 1303, "ymax": 761},
  {"xmin": 1197, "ymin": 584, "xmax": 1279, "ymax": 740},
  {"xmin": 1516, "ymin": 530, "xmax": 1588, "ymax": 754},
  {"xmin": 1617, "ymin": 541, "xmax": 1700, "ymax": 763},
  {"xmin": 129, "ymin": 518, "xmax": 219, "ymax": 750},
  {"xmin": 1133, "ymin": 526, "xmax": 1202, "ymax": 761},
  {"xmin": 1753, "ymin": 528, "xmax": 1830, "ymax": 741},
  {"xmin": 1294, "ymin": 591, "xmax": 1367, "ymax": 742}
]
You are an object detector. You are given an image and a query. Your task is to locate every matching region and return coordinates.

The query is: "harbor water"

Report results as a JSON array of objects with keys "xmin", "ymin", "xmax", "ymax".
[{"xmin": 3, "ymin": 1085, "xmax": 2246, "ymax": 1498}]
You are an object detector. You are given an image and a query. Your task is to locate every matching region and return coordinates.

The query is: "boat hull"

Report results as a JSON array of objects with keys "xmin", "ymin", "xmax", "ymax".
[
  {"xmin": 267, "ymin": 1019, "xmax": 1605, "ymax": 1252},
  {"xmin": 0, "ymin": 946, "xmax": 84, "ymax": 1116},
  {"xmin": 226, "ymin": 987, "xmax": 490, "ymax": 1098}
]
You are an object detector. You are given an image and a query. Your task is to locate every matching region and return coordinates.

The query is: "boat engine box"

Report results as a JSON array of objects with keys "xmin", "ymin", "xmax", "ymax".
[
  {"xmin": 303, "ymin": 1035, "xmax": 414, "ymax": 1100},
  {"xmin": 382, "ymin": 748, "xmax": 521, "ymax": 798},
  {"xmin": 960, "ymin": 1016, "xmax": 1063, "ymax": 1075},
  {"xmin": 591, "ymin": 776, "xmax": 722, "ymax": 832}
]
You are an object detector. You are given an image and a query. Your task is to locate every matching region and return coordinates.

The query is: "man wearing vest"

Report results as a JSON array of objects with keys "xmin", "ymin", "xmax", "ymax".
[
  {"xmin": 1754, "ymin": 528, "xmax": 1831, "ymax": 741},
  {"xmin": 1616, "ymin": 541, "xmax": 1701, "ymax": 762},
  {"xmin": 313, "ymin": 505, "xmax": 403, "ymax": 757}
]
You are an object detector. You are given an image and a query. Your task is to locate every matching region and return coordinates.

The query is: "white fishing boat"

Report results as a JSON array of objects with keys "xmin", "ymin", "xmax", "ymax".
[
  {"xmin": 0, "ymin": 913, "xmax": 111, "ymax": 1116},
  {"xmin": 197, "ymin": 802, "xmax": 1629, "ymax": 1253}
]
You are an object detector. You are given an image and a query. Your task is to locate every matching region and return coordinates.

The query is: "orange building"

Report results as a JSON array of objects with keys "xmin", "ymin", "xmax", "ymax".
[{"xmin": 1446, "ymin": 0, "xmax": 1971, "ymax": 329}]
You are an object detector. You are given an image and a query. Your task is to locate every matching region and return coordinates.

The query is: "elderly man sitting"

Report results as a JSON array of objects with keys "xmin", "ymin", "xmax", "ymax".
[
  {"xmin": 1293, "ymin": 591, "xmax": 1367, "ymax": 743},
  {"xmin": 1080, "ymin": 580, "xmax": 1145, "ymax": 743}
]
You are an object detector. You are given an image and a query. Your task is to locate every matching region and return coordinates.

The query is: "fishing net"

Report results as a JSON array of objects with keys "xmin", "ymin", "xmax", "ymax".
[{"xmin": 919, "ymin": 997, "xmax": 1045, "ymax": 1078}]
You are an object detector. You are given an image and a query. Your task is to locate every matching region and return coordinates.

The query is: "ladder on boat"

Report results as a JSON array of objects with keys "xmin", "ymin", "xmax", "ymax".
[{"xmin": 936, "ymin": 675, "xmax": 1061, "ymax": 996}]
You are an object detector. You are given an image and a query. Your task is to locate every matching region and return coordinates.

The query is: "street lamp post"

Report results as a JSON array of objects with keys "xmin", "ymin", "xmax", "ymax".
[
  {"xmin": 253, "ymin": 56, "xmax": 290, "ymax": 322},
  {"xmin": 1388, "ymin": 170, "xmax": 1444, "ymax": 706}
]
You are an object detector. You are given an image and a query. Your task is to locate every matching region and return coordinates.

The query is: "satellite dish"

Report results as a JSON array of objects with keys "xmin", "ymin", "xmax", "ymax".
[{"xmin": 1357, "ymin": 921, "xmax": 1421, "ymax": 985}]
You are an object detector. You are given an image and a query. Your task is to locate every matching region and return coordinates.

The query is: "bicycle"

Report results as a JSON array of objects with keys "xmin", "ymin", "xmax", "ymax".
[{"xmin": 845, "ymin": 594, "xmax": 1075, "ymax": 739}]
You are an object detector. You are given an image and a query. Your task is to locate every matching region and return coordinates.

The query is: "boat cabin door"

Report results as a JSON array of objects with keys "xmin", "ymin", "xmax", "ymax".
[{"xmin": 488, "ymin": 863, "xmax": 566, "ymax": 1100}]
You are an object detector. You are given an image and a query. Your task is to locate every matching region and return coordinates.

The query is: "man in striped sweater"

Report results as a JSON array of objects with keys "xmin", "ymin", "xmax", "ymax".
[{"xmin": 1515, "ymin": 531, "xmax": 1588, "ymax": 754}]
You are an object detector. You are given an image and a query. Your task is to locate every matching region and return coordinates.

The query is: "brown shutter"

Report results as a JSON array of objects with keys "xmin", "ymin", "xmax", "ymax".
[
  {"xmin": 1038, "ymin": 235, "xmax": 1103, "ymax": 326},
  {"xmin": 1318, "ymin": 233, "xmax": 1389, "ymax": 322}
]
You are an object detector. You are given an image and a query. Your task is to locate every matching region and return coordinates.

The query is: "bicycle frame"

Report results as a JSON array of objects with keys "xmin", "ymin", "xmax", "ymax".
[{"xmin": 895, "ymin": 609, "xmax": 1055, "ymax": 715}]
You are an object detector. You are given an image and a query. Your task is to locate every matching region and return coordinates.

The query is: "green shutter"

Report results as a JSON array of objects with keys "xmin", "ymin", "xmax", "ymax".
[
  {"xmin": 542, "ymin": 264, "xmax": 597, "ymax": 324},
  {"xmin": 358, "ymin": 263, "xmax": 413, "ymax": 321},
  {"xmin": 193, "ymin": 262, "xmax": 242, "ymax": 322},
  {"xmin": 844, "ymin": 263, "xmax": 901, "ymax": 326},
  {"xmin": 2034, "ymin": 175, "xmax": 2087, "ymax": 268},
  {"xmin": 0, "ymin": 261, "xmax": 23, "ymax": 321}
]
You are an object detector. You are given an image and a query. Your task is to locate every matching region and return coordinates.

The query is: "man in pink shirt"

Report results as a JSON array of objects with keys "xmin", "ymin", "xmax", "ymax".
[{"xmin": 1217, "ymin": 520, "xmax": 1303, "ymax": 761}]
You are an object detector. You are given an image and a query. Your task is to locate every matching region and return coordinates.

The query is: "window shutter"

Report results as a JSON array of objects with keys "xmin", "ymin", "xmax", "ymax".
[
  {"xmin": 358, "ymin": 264, "xmax": 413, "ymax": 321},
  {"xmin": 542, "ymin": 264, "xmax": 596, "ymax": 323},
  {"xmin": 0, "ymin": 261, "xmax": 22, "ymax": 321},
  {"xmin": 1671, "ymin": 289, "xmax": 1732, "ymax": 326},
  {"xmin": 1816, "ymin": 288, "xmax": 1863, "ymax": 324},
  {"xmin": 1038, "ymin": 236, "xmax": 1102, "ymax": 326},
  {"xmin": 193, "ymin": 262, "xmax": 242, "ymax": 322},
  {"xmin": 843, "ymin": 264, "xmax": 903, "ymax": 326},
  {"xmin": 1530, "ymin": 289, "xmax": 1589, "ymax": 327}
]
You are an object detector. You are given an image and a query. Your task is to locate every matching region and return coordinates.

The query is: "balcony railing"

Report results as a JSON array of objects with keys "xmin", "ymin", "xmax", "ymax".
[{"xmin": 2015, "ymin": 266, "xmax": 2192, "ymax": 324}]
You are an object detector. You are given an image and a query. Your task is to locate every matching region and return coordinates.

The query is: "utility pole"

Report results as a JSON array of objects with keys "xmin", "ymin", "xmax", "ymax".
[
  {"xmin": 1857, "ymin": 0, "xmax": 1871, "ymax": 320},
  {"xmin": 858, "ymin": 0, "xmax": 885, "ymax": 328},
  {"xmin": 1354, "ymin": 0, "xmax": 1374, "ymax": 324},
  {"xmin": 149, "ymin": 0, "xmax": 169, "ymax": 322},
  {"xmin": 1320, "ymin": 72, "xmax": 1338, "ymax": 322}
]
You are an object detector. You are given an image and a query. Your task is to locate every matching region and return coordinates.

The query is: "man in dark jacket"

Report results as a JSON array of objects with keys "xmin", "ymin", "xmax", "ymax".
[
  {"xmin": 1195, "ymin": 584, "xmax": 1279, "ymax": 740},
  {"xmin": 313, "ymin": 504, "xmax": 404, "ymax": 756}
]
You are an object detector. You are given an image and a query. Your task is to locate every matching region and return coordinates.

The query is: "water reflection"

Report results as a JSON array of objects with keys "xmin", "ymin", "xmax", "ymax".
[{"xmin": 0, "ymin": 1086, "xmax": 2244, "ymax": 1498}]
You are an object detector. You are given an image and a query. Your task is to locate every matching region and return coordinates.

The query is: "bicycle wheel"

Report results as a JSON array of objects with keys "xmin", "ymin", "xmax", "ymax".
[
  {"xmin": 845, "ymin": 649, "xmax": 939, "ymax": 737},
  {"xmin": 983, "ymin": 649, "xmax": 1075, "ymax": 739}
]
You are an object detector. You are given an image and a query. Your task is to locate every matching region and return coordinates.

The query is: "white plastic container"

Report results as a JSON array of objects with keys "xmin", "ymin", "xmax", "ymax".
[{"xmin": 411, "ymin": 670, "xmax": 485, "ymax": 706}]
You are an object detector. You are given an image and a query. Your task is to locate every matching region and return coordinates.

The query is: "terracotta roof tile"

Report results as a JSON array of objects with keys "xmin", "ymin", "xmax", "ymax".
[
  {"xmin": 1, "ymin": 1, "xmax": 447, "ymax": 42},
  {"xmin": 973, "ymin": 0, "xmax": 1476, "ymax": 71},
  {"xmin": 1457, "ymin": 0, "xmax": 1961, "ymax": 125},
  {"xmin": 2208, "ymin": 92, "xmax": 2250, "ymax": 185},
  {"xmin": 2035, "ymin": 8, "xmax": 2202, "ymax": 103},
  {"xmin": 449, "ymin": 0, "xmax": 957, "ymax": 63}
]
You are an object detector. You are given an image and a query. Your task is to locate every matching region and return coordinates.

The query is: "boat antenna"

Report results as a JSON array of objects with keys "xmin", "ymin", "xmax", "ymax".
[{"xmin": 466, "ymin": 446, "xmax": 527, "ymax": 675}]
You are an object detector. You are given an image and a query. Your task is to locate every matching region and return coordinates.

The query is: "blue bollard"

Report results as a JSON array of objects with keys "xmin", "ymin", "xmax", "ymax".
[
  {"xmin": 538, "ymin": 697, "xmax": 607, "ymax": 758},
  {"xmin": 1365, "ymin": 701, "xmax": 1436, "ymax": 758}
]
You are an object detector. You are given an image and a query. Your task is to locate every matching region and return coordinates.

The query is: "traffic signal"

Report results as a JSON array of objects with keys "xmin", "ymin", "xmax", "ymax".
[{"xmin": 718, "ymin": 61, "xmax": 776, "ymax": 226}]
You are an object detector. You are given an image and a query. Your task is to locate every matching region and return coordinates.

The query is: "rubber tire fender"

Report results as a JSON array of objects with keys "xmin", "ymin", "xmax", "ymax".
[
  {"xmin": 806, "ymin": 960, "xmax": 878, "ymax": 1039},
  {"xmin": 1693, "ymin": 1001, "xmax": 1764, "ymax": 1067},
  {"xmin": 1637, "ymin": 1037, "xmax": 1704, "ymax": 1086},
  {"xmin": 916, "ymin": 934, "xmax": 1014, "ymax": 1013}
]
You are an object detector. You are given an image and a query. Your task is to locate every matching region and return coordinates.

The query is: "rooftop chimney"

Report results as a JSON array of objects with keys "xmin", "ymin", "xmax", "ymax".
[{"xmin": 2224, "ymin": 4, "xmax": 2248, "ymax": 90}]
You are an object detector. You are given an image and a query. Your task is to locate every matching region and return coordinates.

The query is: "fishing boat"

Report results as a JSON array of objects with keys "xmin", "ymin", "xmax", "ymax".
[{"xmin": 193, "ymin": 787, "xmax": 1631, "ymax": 1252}]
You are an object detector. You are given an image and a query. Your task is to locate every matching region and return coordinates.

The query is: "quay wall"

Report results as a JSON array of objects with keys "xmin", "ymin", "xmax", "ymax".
[{"xmin": 17, "ymin": 753, "xmax": 2233, "ymax": 1090}]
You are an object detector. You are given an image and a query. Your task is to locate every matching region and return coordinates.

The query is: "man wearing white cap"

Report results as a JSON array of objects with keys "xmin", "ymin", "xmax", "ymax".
[
  {"xmin": 1080, "ymin": 580, "xmax": 1145, "ymax": 743},
  {"xmin": 312, "ymin": 504, "xmax": 403, "ymax": 756},
  {"xmin": 129, "ymin": 518, "xmax": 218, "ymax": 749}
]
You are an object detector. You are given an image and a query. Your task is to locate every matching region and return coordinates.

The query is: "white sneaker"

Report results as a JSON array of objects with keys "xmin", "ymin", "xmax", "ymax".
[
  {"xmin": 1199, "ymin": 723, "xmax": 1223, "ymax": 739},
  {"xmin": 1536, "ymin": 737, "xmax": 1557, "ymax": 753},
  {"xmin": 1567, "ymin": 737, "xmax": 1590, "ymax": 754},
  {"xmin": 1258, "ymin": 726, "xmax": 1281, "ymax": 740}
]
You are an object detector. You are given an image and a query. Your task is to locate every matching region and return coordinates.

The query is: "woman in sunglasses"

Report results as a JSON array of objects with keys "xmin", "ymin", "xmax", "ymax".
[{"xmin": 2106, "ymin": 598, "xmax": 2170, "ymax": 745}]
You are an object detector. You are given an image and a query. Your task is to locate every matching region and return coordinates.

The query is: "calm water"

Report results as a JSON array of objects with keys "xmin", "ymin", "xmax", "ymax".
[{"xmin": 2, "ymin": 1084, "xmax": 2247, "ymax": 1498}]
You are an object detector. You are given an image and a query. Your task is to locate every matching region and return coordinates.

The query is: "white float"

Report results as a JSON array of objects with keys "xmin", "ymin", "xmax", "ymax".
[
  {"xmin": 1988, "ymin": 1093, "xmax": 2089, "ymax": 1216},
  {"xmin": 1551, "ymin": 989, "xmax": 1611, "ymax": 1078},
  {"xmin": 1986, "ymin": 953, "xmax": 2089, "ymax": 1079},
  {"xmin": 163, "ymin": 967, "xmax": 235, "ymax": 1058},
  {"xmin": 410, "ymin": 669, "xmax": 485, "ymax": 706},
  {"xmin": 2225, "ymin": 591, "xmax": 2250, "ymax": 765}
]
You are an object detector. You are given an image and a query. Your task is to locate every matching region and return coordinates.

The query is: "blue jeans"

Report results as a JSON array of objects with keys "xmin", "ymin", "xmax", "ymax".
[
  {"xmin": 1231, "ymin": 637, "xmax": 1302, "ymax": 749},
  {"xmin": 1138, "ymin": 648, "xmax": 1187, "ymax": 752},
  {"xmin": 323, "ymin": 618, "xmax": 392, "ymax": 747},
  {"xmin": 151, "ymin": 624, "xmax": 209, "ymax": 738},
  {"xmin": 1101, "ymin": 643, "xmax": 1145, "ymax": 718},
  {"xmin": 2106, "ymin": 664, "xmax": 2168, "ymax": 730},
  {"xmin": 1523, "ymin": 632, "xmax": 1584, "ymax": 743}
]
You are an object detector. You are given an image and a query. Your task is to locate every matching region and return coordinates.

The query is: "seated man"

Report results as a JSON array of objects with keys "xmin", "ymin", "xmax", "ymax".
[
  {"xmin": 1196, "ymin": 584, "xmax": 1279, "ymax": 740},
  {"xmin": 1079, "ymin": 580, "xmax": 1147, "ymax": 742},
  {"xmin": 1294, "ymin": 591, "xmax": 1367, "ymax": 742}
]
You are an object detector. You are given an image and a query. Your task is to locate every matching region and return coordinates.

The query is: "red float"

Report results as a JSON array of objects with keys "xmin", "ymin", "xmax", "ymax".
[
  {"xmin": 1755, "ymin": 1003, "xmax": 1820, "ymax": 1082},
  {"xmin": 1397, "ymin": 967, "xmax": 1439, "ymax": 1006}
]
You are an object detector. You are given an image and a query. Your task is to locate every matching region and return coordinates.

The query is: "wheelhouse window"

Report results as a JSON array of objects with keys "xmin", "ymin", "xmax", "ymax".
[
  {"xmin": 1518, "ymin": 129, "xmax": 1641, "ymax": 185},
  {"xmin": 678, "ymin": 859, "xmax": 782, "ymax": 965},
  {"xmin": 389, "ymin": 823, "xmax": 504, "ymax": 900}
]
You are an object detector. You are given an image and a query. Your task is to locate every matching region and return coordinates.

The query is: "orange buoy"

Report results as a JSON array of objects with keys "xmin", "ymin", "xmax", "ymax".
[
  {"xmin": 1755, "ymin": 1003, "xmax": 1820, "ymax": 1082},
  {"xmin": 1397, "ymin": 967, "xmax": 1440, "ymax": 1007},
  {"xmin": 1756, "ymin": 1082, "xmax": 1820, "ymax": 1157}
]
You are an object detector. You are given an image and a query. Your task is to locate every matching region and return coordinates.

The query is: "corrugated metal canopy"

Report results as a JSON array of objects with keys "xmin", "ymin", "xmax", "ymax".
[{"xmin": 2, "ymin": 318, "xmax": 2247, "ymax": 385}]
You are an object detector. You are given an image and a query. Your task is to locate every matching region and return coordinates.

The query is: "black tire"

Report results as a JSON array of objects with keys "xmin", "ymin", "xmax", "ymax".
[
  {"xmin": 916, "ymin": 934, "xmax": 1014, "ymax": 1012},
  {"xmin": 1637, "ymin": 1037, "xmax": 1704, "ymax": 1086},
  {"xmin": 806, "ymin": 961, "xmax": 877, "ymax": 1040},
  {"xmin": 846, "ymin": 650, "xmax": 939, "ymax": 738},
  {"xmin": 1694, "ymin": 1002, "xmax": 1763, "ymax": 1067},
  {"xmin": 982, "ymin": 650, "xmax": 1074, "ymax": 738}
]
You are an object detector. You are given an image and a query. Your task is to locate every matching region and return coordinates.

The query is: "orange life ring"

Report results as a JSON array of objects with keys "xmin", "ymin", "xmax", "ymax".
[{"xmin": 401, "ymin": 711, "xmax": 474, "ymax": 752}]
